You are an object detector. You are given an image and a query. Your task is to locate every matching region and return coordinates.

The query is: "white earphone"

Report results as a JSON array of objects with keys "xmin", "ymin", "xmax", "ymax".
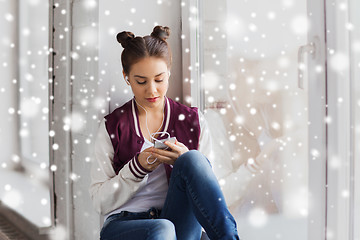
[
  {"xmin": 168, "ymin": 71, "xmax": 171, "ymax": 77},
  {"xmin": 134, "ymin": 98, "xmax": 168, "ymax": 165},
  {"xmin": 125, "ymin": 76, "xmax": 130, "ymax": 84}
]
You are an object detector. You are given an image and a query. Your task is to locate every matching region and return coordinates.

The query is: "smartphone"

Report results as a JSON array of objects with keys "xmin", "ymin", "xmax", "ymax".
[{"xmin": 154, "ymin": 137, "xmax": 176, "ymax": 149}]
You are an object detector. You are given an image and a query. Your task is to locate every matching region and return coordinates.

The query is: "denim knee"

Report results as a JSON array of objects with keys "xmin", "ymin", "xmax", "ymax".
[
  {"xmin": 151, "ymin": 219, "xmax": 176, "ymax": 239},
  {"xmin": 175, "ymin": 150, "xmax": 211, "ymax": 171}
]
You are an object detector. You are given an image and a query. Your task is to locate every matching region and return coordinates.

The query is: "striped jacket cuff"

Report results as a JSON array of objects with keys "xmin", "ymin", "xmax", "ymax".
[{"xmin": 129, "ymin": 153, "xmax": 152, "ymax": 179}]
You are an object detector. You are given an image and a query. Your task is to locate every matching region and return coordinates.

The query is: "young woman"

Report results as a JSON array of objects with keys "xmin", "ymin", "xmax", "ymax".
[{"xmin": 90, "ymin": 26, "xmax": 240, "ymax": 240}]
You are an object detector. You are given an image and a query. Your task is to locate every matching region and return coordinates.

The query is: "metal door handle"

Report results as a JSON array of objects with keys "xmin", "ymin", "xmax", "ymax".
[{"xmin": 298, "ymin": 41, "xmax": 316, "ymax": 89}]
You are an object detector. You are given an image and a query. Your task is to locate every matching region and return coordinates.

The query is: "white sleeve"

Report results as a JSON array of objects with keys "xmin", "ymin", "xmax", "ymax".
[
  {"xmin": 89, "ymin": 119, "xmax": 149, "ymax": 215},
  {"xmin": 199, "ymin": 109, "xmax": 258, "ymax": 207},
  {"xmin": 198, "ymin": 109, "xmax": 213, "ymax": 160},
  {"xmin": 219, "ymin": 165, "xmax": 254, "ymax": 207}
]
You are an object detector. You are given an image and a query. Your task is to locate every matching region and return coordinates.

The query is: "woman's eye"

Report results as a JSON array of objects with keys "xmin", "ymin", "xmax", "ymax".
[
  {"xmin": 155, "ymin": 79, "xmax": 164, "ymax": 82},
  {"xmin": 136, "ymin": 81, "xmax": 146, "ymax": 85}
]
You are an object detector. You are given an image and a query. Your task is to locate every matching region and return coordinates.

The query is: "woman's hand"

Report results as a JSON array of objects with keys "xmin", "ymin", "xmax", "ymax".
[
  {"xmin": 138, "ymin": 148, "xmax": 162, "ymax": 171},
  {"xmin": 150, "ymin": 139, "xmax": 189, "ymax": 165}
]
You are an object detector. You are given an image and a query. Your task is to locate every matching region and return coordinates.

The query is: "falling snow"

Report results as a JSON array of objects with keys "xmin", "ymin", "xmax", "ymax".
[
  {"xmin": 0, "ymin": 0, "xmax": 358, "ymax": 239},
  {"xmin": 329, "ymin": 52, "xmax": 350, "ymax": 72},
  {"xmin": 248, "ymin": 208, "xmax": 268, "ymax": 228},
  {"xmin": 178, "ymin": 114, "xmax": 185, "ymax": 121}
]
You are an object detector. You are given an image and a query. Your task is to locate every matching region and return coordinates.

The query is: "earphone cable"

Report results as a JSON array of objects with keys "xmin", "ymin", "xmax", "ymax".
[{"xmin": 134, "ymin": 97, "xmax": 166, "ymax": 164}]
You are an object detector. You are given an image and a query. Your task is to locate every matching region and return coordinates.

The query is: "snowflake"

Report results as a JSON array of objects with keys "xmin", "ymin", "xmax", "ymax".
[
  {"xmin": 248, "ymin": 208, "xmax": 268, "ymax": 228},
  {"xmin": 49, "ymin": 224, "xmax": 67, "ymax": 240},
  {"xmin": 83, "ymin": 0, "xmax": 97, "ymax": 10},
  {"xmin": 329, "ymin": 52, "xmax": 349, "ymax": 72},
  {"xmin": 52, "ymin": 143, "xmax": 59, "ymax": 150},
  {"xmin": 20, "ymin": 98, "xmax": 40, "ymax": 118},
  {"xmin": 49, "ymin": 130, "xmax": 55, "ymax": 137},
  {"xmin": 41, "ymin": 198, "xmax": 48, "ymax": 205},
  {"xmin": 5, "ymin": 13, "xmax": 14, "ymax": 22},
  {"xmin": 3, "ymin": 189, "xmax": 23, "ymax": 209},
  {"xmin": 50, "ymin": 165, "xmax": 57, "ymax": 172},
  {"xmin": 250, "ymin": 108, "xmax": 257, "ymax": 115},
  {"xmin": 282, "ymin": 0, "xmax": 295, "ymax": 8},
  {"xmin": 70, "ymin": 173, "xmax": 80, "ymax": 182},
  {"xmin": 178, "ymin": 114, "xmax": 185, "ymax": 121},
  {"xmin": 63, "ymin": 112, "xmax": 86, "ymax": 133},
  {"xmin": 290, "ymin": 15, "xmax": 309, "ymax": 36}
]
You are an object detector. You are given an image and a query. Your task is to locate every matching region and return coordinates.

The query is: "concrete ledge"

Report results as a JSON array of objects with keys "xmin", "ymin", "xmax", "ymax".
[{"xmin": 0, "ymin": 203, "xmax": 50, "ymax": 240}]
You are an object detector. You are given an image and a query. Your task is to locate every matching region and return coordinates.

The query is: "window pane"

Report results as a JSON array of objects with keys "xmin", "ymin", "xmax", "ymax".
[
  {"xmin": 0, "ymin": 0, "xmax": 51, "ymax": 228},
  {"xmin": 19, "ymin": 0, "xmax": 49, "ymax": 165},
  {"xmin": 200, "ymin": 1, "xmax": 309, "ymax": 238}
]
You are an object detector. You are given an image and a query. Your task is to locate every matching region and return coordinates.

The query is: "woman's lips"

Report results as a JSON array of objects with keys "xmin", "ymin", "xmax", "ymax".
[{"xmin": 146, "ymin": 97, "xmax": 159, "ymax": 102}]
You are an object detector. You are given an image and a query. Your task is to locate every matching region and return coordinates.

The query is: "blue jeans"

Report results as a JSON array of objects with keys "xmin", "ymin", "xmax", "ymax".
[{"xmin": 100, "ymin": 150, "xmax": 240, "ymax": 240}]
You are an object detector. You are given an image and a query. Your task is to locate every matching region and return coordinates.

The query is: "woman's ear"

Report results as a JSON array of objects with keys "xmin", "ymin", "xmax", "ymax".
[{"xmin": 123, "ymin": 71, "xmax": 130, "ymax": 85}]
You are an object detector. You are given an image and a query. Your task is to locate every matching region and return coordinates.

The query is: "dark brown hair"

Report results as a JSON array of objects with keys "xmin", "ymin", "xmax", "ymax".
[{"xmin": 116, "ymin": 26, "xmax": 172, "ymax": 74}]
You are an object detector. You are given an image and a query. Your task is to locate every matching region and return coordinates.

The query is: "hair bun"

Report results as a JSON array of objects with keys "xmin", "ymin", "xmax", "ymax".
[
  {"xmin": 116, "ymin": 31, "xmax": 135, "ymax": 48},
  {"xmin": 151, "ymin": 26, "xmax": 170, "ymax": 41}
]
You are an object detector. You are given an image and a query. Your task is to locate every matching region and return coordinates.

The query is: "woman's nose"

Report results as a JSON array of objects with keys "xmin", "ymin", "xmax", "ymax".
[{"xmin": 147, "ymin": 81, "xmax": 157, "ymax": 93}]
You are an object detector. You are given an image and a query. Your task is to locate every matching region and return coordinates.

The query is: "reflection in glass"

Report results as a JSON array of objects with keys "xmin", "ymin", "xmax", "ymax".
[{"xmin": 200, "ymin": 0, "xmax": 309, "ymax": 239}]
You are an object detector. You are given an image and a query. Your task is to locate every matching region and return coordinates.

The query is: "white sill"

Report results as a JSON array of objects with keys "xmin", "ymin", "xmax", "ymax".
[
  {"xmin": 0, "ymin": 169, "xmax": 52, "ymax": 228},
  {"xmin": 237, "ymin": 214, "xmax": 307, "ymax": 240}
]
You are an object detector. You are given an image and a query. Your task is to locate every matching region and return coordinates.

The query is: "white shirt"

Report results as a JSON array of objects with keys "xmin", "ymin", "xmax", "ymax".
[{"xmin": 104, "ymin": 138, "xmax": 169, "ymax": 219}]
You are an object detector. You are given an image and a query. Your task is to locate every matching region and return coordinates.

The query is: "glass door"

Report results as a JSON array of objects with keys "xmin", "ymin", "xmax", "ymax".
[{"xmin": 183, "ymin": 0, "xmax": 327, "ymax": 239}]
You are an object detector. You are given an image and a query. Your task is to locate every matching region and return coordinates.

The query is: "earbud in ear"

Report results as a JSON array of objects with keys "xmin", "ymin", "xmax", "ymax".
[
  {"xmin": 168, "ymin": 71, "xmax": 171, "ymax": 77},
  {"xmin": 125, "ymin": 76, "xmax": 130, "ymax": 84}
]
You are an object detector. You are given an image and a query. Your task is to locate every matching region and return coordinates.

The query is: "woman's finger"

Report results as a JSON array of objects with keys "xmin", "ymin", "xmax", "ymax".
[
  {"xmin": 138, "ymin": 151, "xmax": 162, "ymax": 170},
  {"xmin": 163, "ymin": 141, "xmax": 181, "ymax": 151},
  {"xmin": 152, "ymin": 148, "xmax": 179, "ymax": 159},
  {"xmin": 143, "ymin": 147, "xmax": 154, "ymax": 152},
  {"xmin": 151, "ymin": 152, "xmax": 175, "ymax": 164},
  {"xmin": 176, "ymin": 143, "xmax": 185, "ymax": 147},
  {"xmin": 165, "ymin": 140, "xmax": 189, "ymax": 155},
  {"xmin": 165, "ymin": 141, "xmax": 188, "ymax": 153}
]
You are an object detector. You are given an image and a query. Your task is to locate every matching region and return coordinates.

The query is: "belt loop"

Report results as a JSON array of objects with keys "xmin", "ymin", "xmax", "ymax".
[{"xmin": 120, "ymin": 211, "xmax": 128, "ymax": 217}]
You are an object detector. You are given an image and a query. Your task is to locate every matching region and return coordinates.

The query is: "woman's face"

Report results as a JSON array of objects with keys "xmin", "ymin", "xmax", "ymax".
[{"xmin": 125, "ymin": 57, "xmax": 170, "ymax": 110}]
